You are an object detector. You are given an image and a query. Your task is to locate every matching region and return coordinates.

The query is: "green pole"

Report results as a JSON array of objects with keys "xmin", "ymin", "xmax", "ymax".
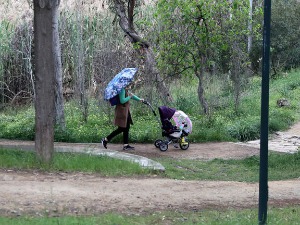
[{"xmin": 258, "ymin": 0, "xmax": 271, "ymax": 224}]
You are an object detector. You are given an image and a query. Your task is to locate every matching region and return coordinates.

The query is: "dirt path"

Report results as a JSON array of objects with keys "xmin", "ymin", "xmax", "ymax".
[
  {"xmin": 0, "ymin": 123, "xmax": 300, "ymax": 216},
  {"xmin": 1, "ymin": 170, "xmax": 300, "ymax": 217}
]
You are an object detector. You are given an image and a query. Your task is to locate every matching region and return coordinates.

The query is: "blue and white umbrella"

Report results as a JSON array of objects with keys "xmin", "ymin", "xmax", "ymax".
[{"xmin": 104, "ymin": 68, "xmax": 138, "ymax": 100}]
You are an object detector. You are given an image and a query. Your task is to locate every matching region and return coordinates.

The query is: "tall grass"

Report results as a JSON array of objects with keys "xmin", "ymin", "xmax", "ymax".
[{"xmin": 0, "ymin": 2, "xmax": 146, "ymax": 108}]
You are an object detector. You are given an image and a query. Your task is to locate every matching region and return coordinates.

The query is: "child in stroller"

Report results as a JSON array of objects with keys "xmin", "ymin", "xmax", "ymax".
[{"xmin": 154, "ymin": 106, "xmax": 192, "ymax": 151}]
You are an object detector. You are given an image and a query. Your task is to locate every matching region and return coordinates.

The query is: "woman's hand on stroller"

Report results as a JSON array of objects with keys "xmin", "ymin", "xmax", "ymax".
[{"xmin": 141, "ymin": 99, "xmax": 149, "ymax": 104}]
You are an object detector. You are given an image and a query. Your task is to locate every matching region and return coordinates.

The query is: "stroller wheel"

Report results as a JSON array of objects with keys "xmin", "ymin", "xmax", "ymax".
[
  {"xmin": 159, "ymin": 142, "xmax": 168, "ymax": 152},
  {"xmin": 154, "ymin": 139, "xmax": 163, "ymax": 148},
  {"xmin": 179, "ymin": 138, "xmax": 190, "ymax": 150}
]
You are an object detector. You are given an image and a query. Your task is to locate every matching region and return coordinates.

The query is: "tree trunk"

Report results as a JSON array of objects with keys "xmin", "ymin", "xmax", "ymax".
[
  {"xmin": 74, "ymin": 5, "xmax": 88, "ymax": 122},
  {"xmin": 196, "ymin": 67, "xmax": 209, "ymax": 115},
  {"xmin": 53, "ymin": 0, "xmax": 65, "ymax": 129},
  {"xmin": 113, "ymin": 0, "xmax": 172, "ymax": 103},
  {"xmin": 248, "ymin": 0, "xmax": 253, "ymax": 53},
  {"xmin": 34, "ymin": 0, "xmax": 57, "ymax": 163}
]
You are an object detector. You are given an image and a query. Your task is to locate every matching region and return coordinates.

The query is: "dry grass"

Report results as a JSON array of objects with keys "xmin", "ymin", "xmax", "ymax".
[
  {"xmin": 0, "ymin": 0, "xmax": 31, "ymax": 22},
  {"xmin": 0, "ymin": 0, "xmax": 155, "ymax": 24},
  {"xmin": 0, "ymin": 0, "xmax": 109, "ymax": 23}
]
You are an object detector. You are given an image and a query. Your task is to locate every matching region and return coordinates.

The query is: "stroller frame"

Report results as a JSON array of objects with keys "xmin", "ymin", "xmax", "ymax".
[
  {"xmin": 154, "ymin": 127, "xmax": 190, "ymax": 151},
  {"xmin": 143, "ymin": 102, "xmax": 190, "ymax": 152}
]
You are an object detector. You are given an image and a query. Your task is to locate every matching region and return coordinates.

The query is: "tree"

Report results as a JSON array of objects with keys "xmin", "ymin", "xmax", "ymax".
[
  {"xmin": 155, "ymin": 0, "xmax": 259, "ymax": 114},
  {"xmin": 270, "ymin": 0, "xmax": 300, "ymax": 72},
  {"xmin": 53, "ymin": 0, "xmax": 65, "ymax": 129},
  {"xmin": 111, "ymin": 0, "xmax": 172, "ymax": 103},
  {"xmin": 224, "ymin": 0, "xmax": 258, "ymax": 111},
  {"xmin": 248, "ymin": 0, "xmax": 253, "ymax": 53},
  {"xmin": 155, "ymin": 0, "xmax": 224, "ymax": 114},
  {"xmin": 34, "ymin": 0, "xmax": 59, "ymax": 163}
]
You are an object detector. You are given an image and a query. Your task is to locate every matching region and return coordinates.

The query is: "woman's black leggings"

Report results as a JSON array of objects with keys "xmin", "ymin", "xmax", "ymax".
[{"xmin": 106, "ymin": 118, "xmax": 130, "ymax": 144}]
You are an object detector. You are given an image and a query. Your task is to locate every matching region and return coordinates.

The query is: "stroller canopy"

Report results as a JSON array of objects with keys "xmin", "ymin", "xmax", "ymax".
[
  {"xmin": 158, "ymin": 106, "xmax": 193, "ymax": 133},
  {"xmin": 158, "ymin": 106, "xmax": 176, "ymax": 122},
  {"xmin": 173, "ymin": 110, "xmax": 193, "ymax": 133}
]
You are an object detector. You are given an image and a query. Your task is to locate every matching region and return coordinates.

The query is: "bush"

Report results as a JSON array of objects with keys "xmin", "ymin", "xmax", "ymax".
[
  {"xmin": 226, "ymin": 116, "xmax": 261, "ymax": 141},
  {"xmin": 1, "ymin": 70, "xmax": 300, "ymax": 143}
]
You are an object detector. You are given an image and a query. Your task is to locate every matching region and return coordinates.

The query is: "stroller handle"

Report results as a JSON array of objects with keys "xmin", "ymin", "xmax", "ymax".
[
  {"xmin": 142, "ymin": 100, "xmax": 149, "ymax": 105},
  {"xmin": 142, "ymin": 100, "xmax": 157, "ymax": 116}
]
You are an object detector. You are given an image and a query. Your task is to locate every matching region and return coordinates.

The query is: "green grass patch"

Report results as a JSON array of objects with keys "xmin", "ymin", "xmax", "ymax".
[
  {"xmin": 0, "ymin": 206, "xmax": 299, "ymax": 225},
  {"xmin": 0, "ymin": 148, "xmax": 152, "ymax": 177},
  {"xmin": 1, "ymin": 148, "xmax": 300, "ymax": 182},
  {"xmin": 157, "ymin": 152, "xmax": 300, "ymax": 182}
]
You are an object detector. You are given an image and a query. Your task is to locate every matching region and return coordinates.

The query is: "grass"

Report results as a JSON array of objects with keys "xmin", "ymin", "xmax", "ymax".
[
  {"xmin": 158, "ymin": 151, "xmax": 300, "ymax": 182},
  {"xmin": 1, "ymin": 148, "xmax": 300, "ymax": 182},
  {"xmin": 0, "ymin": 206, "xmax": 300, "ymax": 224},
  {"xmin": 0, "ymin": 148, "xmax": 151, "ymax": 177}
]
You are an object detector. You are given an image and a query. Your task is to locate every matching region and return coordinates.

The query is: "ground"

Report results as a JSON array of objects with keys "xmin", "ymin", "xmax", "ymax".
[{"xmin": 1, "ymin": 124, "xmax": 300, "ymax": 217}]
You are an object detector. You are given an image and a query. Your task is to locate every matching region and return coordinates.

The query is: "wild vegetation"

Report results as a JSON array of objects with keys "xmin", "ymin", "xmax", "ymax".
[
  {"xmin": 1, "ymin": 0, "xmax": 300, "ymax": 114},
  {"xmin": 0, "ymin": 1, "xmax": 300, "ymax": 223},
  {"xmin": 0, "ymin": 0, "xmax": 299, "ymax": 164},
  {"xmin": 0, "ymin": 69, "xmax": 299, "ymax": 143}
]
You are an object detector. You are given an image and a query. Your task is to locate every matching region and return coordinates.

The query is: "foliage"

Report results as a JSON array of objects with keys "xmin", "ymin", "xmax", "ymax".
[
  {"xmin": 154, "ymin": 0, "xmax": 262, "ymax": 113},
  {"xmin": 0, "ymin": 106, "xmax": 35, "ymax": 140},
  {"xmin": 251, "ymin": 0, "xmax": 300, "ymax": 75},
  {"xmin": 226, "ymin": 116, "xmax": 261, "ymax": 141},
  {"xmin": 1, "ymin": 1, "xmax": 299, "ymax": 119},
  {"xmin": 155, "ymin": 0, "xmax": 222, "ymax": 84},
  {"xmin": 1, "ymin": 69, "xmax": 300, "ymax": 142},
  {"xmin": 271, "ymin": 0, "xmax": 300, "ymax": 71}
]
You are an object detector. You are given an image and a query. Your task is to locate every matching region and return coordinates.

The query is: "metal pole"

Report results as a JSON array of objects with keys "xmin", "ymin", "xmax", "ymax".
[{"xmin": 258, "ymin": 0, "xmax": 271, "ymax": 224}]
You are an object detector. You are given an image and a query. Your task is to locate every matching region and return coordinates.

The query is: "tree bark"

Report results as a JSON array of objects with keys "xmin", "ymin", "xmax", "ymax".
[
  {"xmin": 113, "ymin": 0, "xmax": 172, "ymax": 103},
  {"xmin": 248, "ymin": 0, "xmax": 253, "ymax": 53},
  {"xmin": 53, "ymin": 0, "xmax": 65, "ymax": 129},
  {"xmin": 74, "ymin": 5, "xmax": 88, "ymax": 122},
  {"xmin": 34, "ymin": 0, "xmax": 57, "ymax": 163},
  {"xmin": 196, "ymin": 63, "xmax": 209, "ymax": 115}
]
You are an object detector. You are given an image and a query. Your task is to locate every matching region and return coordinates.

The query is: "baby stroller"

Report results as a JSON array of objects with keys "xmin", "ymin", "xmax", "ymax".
[{"xmin": 154, "ymin": 105, "xmax": 192, "ymax": 151}]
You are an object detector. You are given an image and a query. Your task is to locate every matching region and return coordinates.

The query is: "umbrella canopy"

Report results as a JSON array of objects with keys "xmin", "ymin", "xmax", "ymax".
[
  {"xmin": 172, "ymin": 110, "xmax": 193, "ymax": 133},
  {"xmin": 104, "ymin": 68, "xmax": 138, "ymax": 100}
]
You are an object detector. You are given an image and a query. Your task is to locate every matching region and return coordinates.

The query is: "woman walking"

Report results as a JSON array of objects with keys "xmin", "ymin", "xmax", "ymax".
[{"xmin": 102, "ymin": 87, "xmax": 144, "ymax": 150}]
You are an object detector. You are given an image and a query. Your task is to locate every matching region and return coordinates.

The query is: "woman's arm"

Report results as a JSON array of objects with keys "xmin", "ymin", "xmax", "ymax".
[
  {"xmin": 119, "ymin": 88, "xmax": 142, "ymax": 104},
  {"xmin": 131, "ymin": 93, "xmax": 141, "ymax": 101},
  {"xmin": 119, "ymin": 88, "xmax": 131, "ymax": 104}
]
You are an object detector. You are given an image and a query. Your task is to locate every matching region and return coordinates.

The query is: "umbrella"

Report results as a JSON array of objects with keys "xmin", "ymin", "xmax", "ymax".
[
  {"xmin": 172, "ymin": 110, "xmax": 193, "ymax": 133},
  {"xmin": 104, "ymin": 68, "xmax": 138, "ymax": 100}
]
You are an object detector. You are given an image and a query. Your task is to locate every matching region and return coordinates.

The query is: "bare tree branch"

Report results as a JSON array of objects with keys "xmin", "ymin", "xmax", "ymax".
[{"xmin": 113, "ymin": 0, "xmax": 149, "ymax": 48}]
